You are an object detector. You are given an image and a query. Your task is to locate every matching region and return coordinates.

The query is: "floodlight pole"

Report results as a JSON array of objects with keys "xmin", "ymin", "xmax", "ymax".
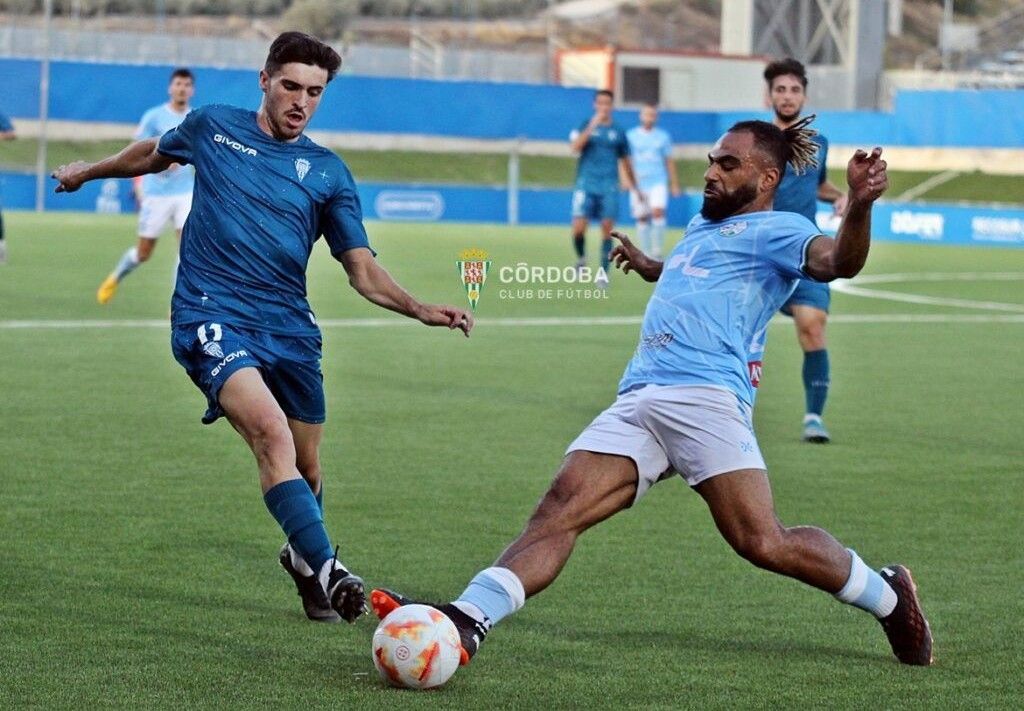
[{"xmin": 34, "ymin": 0, "xmax": 53, "ymax": 213}]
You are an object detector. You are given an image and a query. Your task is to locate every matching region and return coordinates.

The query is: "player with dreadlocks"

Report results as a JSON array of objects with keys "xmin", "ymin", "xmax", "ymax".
[{"xmin": 371, "ymin": 119, "xmax": 934, "ymax": 669}]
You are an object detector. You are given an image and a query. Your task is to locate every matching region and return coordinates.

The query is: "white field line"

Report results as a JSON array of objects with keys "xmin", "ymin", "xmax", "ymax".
[
  {"xmin": 833, "ymin": 271, "xmax": 1024, "ymax": 313},
  {"xmin": 894, "ymin": 170, "xmax": 961, "ymax": 201}
]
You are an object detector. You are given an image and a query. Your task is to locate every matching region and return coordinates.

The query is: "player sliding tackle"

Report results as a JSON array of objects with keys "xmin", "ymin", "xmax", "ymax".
[
  {"xmin": 373, "ymin": 118, "xmax": 933, "ymax": 667},
  {"xmin": 53, "ymin": 32, "xmax": 473, "ymax": 625}
]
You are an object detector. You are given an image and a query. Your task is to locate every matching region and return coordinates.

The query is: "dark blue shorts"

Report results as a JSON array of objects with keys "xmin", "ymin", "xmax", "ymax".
[
  {"xmin": 781, "ymin": 278, "xmax": 831, "ymax": 315},
  {"xmin": 171, "ymin": 321, "xmax": 325, "ymax": 425},
  {"xmin": 571, "ymin": 188, "xmax": 620, "ymax": 221}
]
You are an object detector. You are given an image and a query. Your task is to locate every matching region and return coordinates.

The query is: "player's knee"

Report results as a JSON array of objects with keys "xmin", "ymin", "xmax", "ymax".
[
  {"xmin": 247, "ymin": 412, "xmax": 293, "ymax": 459},
  {"xmin": 730, "ymin": 528, "xmax": 785, "ymax": 570},
  {"xmin": 533, "ymin": 468, "xmax": 587, "ymax": 526}
]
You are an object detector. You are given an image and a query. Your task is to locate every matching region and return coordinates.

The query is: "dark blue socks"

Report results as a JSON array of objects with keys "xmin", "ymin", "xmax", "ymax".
[
  {"xmin": 573, "ymin": 233, "xmax": 585, "ymax": 258},
  {"xmin": 802, "ymin": 349, "xmax": 830, "ymax": 416},
  {"xmin": 264, "ymin": 479, "xmax": 333, "ymax": 573},
  {"xmin": 600, "ymin": 238, "xmax": 612, "ymax": 273}
]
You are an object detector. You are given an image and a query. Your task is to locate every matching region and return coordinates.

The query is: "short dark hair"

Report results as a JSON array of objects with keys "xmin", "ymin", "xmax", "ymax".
[
  {"xmin": 264, "ymin": 32, "xmax": 342, "ymax": 83},
  {"xmin": 595, "ymin": 89, "xmax": 614, "ymax": 100},
  {"xmin": 170, "ymin": 68, "xmax": 194, "ymax": 83},
  {"xmin": 764, "ymin": 57, "xmax": 808, "ymax": 89},
  {"xmin": 728, "ymin": 116, "xmax": 818, "ymax": 176}
]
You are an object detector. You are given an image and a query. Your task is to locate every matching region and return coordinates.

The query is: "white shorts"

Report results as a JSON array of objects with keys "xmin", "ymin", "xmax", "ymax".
[
  {"xmin": 566, "ymin": 384, "xmax": 766, "ymax": 502},
  {"xmin": 630, "ymin": 183, "xmax": 668, "ymax": 219},
  {"xmin": 138, "ymin": 193, "xmax": 192, "ymax": 238}
]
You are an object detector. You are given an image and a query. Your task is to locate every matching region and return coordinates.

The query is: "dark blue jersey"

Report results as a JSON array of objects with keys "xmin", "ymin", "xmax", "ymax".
[
  {"xmin": 158, "ymin": 104, "xmax": 371, "ymax": 336},
  {"xmin": 774, "ymin": 133, "xmax": 829, "ymax": 226}
]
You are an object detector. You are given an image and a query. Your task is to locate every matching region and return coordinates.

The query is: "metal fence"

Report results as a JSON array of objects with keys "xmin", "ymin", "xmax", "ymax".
[{"xmin": 0, "ymin": 24, "xmax": 550, "ymax": 83}]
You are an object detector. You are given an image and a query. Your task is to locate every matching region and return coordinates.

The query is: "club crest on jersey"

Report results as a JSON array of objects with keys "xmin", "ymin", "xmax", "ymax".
[
  {"xmin": 294, "ymin": 158, "xmax": 311, "ymax": 182},
  {"xmin": 456, "ymin": 248, "xmax": 491, "ymax": 311},
  {"xmin": 719, "ymin": 221, "xmax": 748, "ymax": 237},
  {"xmin": 202, "ymin": 341, "xmax": 225, "ymax": 359}
]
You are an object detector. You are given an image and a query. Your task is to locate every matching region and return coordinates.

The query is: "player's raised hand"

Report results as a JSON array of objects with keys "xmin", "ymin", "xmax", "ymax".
[
  {"xmin": 418, "ymin": 304, "xmax": 474, "ymax": 337},
  {"xmin": 610, "ymin": 230, "xmax": 661, "ymax": 283},
  {"xmin": 51, "ymin": 161, "xmax": 92, "ymax": 193},
  {"xmin": 846, "ymin": 147, "xmax": 888, "ymax": 204}
]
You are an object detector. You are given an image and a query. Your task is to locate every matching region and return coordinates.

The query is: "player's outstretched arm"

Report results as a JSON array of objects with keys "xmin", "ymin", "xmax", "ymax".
[
  {"xmin": 52, "ymin": 138, "xmax": 173, "ymax": 193},
  {"xmin": 340, "ymin": 248, "xmax": 473, "ymax": 337},
  {"xmin": 804, "ymin": 147, "xmax": 888, "ymax": 282},
  {"xmin": 609, "ymin": 231, "xmax": 662, "ymax": 282}
]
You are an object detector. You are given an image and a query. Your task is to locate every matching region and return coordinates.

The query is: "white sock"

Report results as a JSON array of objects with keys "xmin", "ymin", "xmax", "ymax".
[
  {"xmin": 636, "ymin": 221, "xmax": 652, "ymax": 253},
  {"xmin": 287, "ymin": 543, "xmax": 314, "ymax": 577},
  {"xmin": 834, "ymin": 549, "xmax": 898, "ymax": 618},
  {"xmin": 651, "ymin": 217, "xmax": 667, "ymax": 258},
  {"xmin": 113, "ymin": 246, "xmax": 141, "ymax": 281}
]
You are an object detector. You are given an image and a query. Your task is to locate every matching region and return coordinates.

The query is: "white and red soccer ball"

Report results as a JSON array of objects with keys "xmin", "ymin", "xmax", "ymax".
[{"xmin": 371, "ymin": 604, "xmax": 462, "ymax": 689}]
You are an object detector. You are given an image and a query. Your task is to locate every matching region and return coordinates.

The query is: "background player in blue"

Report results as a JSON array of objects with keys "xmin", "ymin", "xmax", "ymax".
[
  {"xmin": 0, "ymin": 107, "xmax": 15, "ymax": 265},
  {"xmin": 53, "ymin": 32, "xmax": 474, "ymax": 625},
  {"xmin": 569, "ymin": 89, "xmax": 641, "ymax": 286},
  {"xmin": 626, "ymin": 104, "xmax": 680, "ymax": 259},
  {"xmin": 765, "ymin": 58, "xmax": 848, "ymax": 442},
  {"xmin": 371, "ymin": 120, "xmax": 932, "ymax": 669},
  {"xmin": 97, "ymin": 68, "xmax": 196, "ymax": 305}
]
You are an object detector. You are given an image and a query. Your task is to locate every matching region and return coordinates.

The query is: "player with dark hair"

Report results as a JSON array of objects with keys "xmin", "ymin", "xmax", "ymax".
[
  {"xmin": 53, "ymin": 32, "xmax": 474, "ymax": 624},
  {"xmin": 0, "ymin": 106, "xmax": 16, "ymax": 265},
  {"xmin": 372, "ymin": 119, "xmax": 933, "ymax": 669},
  {"xmin": 97, "ymin": 68, "xmax": 196, "ymax": 304},
  {"xmin": 569, "ymin": 89, "xmax": 642, "ymax": 287},
  {"xmin": 763, "ymin": 57, "xmax": 848, "ymax": 442}
]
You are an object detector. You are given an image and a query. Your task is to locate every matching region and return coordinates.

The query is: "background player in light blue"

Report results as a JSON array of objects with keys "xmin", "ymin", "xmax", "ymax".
[
  {"xmin": 372, "ymin": 120, "xmax": 932, "ymax": 670},
  {"xmin": 0, "ymin": 107, "xmax": 15, "ymax": 265},
  {"xmin": 569, "ymin": 89, "xmax": 641, "ymax": 285},
  {"xmin": 53, "ymin": 32, "xmax": 474, "ymax": 625},
  {"xmin": 765, "ymin": 58, "xmax": 848, "ymax": 442},
  {"xmin": 97, "ymin": 68, "xmax": 196, "ymax": 305},
  {"xmin": 626, "ymin": 104, "xmax": 680, "ymax": 259}
]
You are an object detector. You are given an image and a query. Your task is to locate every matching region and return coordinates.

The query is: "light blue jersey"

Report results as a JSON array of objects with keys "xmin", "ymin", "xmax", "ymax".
[
  {"xmin": 136, "ymin": 104, "xmax": 195, "ymax": 197},
  {"xmin": 157, "ymin": 104, "xmax": 371, "ymax": 337},
  {"xmin": 571, "ymin": 120, "xmax": 629, "ymax": 194},
  {"xmin": 618, "ymin": 211, "xmax": 822, "ymax": 405},
  {"xmin": 775, "ymin": 134, "xmax": 828, "ymax": 225},
  {"xmin": 626, "ymin": 126, "xmax": 672, "ymax": 190}
]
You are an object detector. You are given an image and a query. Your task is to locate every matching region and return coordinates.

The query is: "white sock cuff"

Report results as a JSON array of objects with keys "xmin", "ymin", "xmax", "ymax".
[
  {"xmin": 483, "ymin": 566, "xmax": 526, "ymax": 612},
  {"xmin": 128, "ymin": 246, "xmax": 140, "ymax": 264},
  {"xmin": 652, "ymin": 216, "xmax": 667, "ymax": 227},
  {"xmin": 835, "ymin": 549, "xmax": 869, "ymax": 603}
]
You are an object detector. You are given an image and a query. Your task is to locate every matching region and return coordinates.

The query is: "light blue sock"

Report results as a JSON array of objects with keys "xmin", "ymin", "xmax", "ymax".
[
  {"xmin": 834, "ymin": 549, "xmax": 897, "ymax": 618},
  {"xmin": 263, "ymin": 478, "xmax": 333, "ymax": 573},
  {"xmin": 112, "ymin": 246, "xmax": 141, "ymax": 281},
  {"xmin": 636, "ymin": 221, "xmax": 651, "ymax": 253},
  {"xmin": 651, "ymin": 218, "xmax": 666, "ymax": 258},
  {"xmin": 455, "ymin": 567, "xmax": 525, "ymax": 627}
]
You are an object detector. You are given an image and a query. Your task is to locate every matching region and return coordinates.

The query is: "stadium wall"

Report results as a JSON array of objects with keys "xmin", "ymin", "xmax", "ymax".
[
  {"xmin": 3, "ymin": 59, "xmax": 1024, "ymax": 152},
  {"xmin": 4, "ymin": 172, "xmax": 1022, "ymax": 249}
]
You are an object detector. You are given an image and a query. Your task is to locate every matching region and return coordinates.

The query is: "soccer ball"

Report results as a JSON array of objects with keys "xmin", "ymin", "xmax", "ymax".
[{"xmin": 371, "ymin": 604, "xmax": 462, "ymax": 690}]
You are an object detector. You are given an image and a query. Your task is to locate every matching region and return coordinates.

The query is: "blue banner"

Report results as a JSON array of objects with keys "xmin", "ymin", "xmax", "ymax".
[{"xmin": 4, "ymin": 57, "xmax": 1024, "ymax": 148}]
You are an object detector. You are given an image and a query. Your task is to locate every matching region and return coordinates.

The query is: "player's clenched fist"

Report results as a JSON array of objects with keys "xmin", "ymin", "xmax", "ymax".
[
  {"xmin": 51, "ymin": 161, "xmax": 92, "ymax": 193},
  {"xmin": 846, "ymin": 147, "xmax": 887, "ymax": 204}
]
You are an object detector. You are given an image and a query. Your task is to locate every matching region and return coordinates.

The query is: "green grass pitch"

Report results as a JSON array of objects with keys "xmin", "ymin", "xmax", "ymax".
[{"xmin": 1, "ymin": 211, "xmax": 1022, "ymax": 708}]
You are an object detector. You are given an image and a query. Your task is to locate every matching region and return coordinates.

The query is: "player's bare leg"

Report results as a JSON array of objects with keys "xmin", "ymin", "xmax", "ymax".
[
  {"xmin": 696, "ymin": 468, "xmax": 932, "ymax": 664},
  {"xmin": 372, "ymin": 451, "xmax": 638, "ymax": 662},
  {"xmin": 790, "ymin": 304, "xmax": 831, "ymax": 442},
  {"xmin": 495, "ymin": 451, "xmax": 637, "ymax": 595},
  {"xmin": 219, "ymin": 368, "xmax": 365, "ymax": 622},
  {"xmin": 97, "ymin": 236, "xmax": 158, "ymax": 304}
]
